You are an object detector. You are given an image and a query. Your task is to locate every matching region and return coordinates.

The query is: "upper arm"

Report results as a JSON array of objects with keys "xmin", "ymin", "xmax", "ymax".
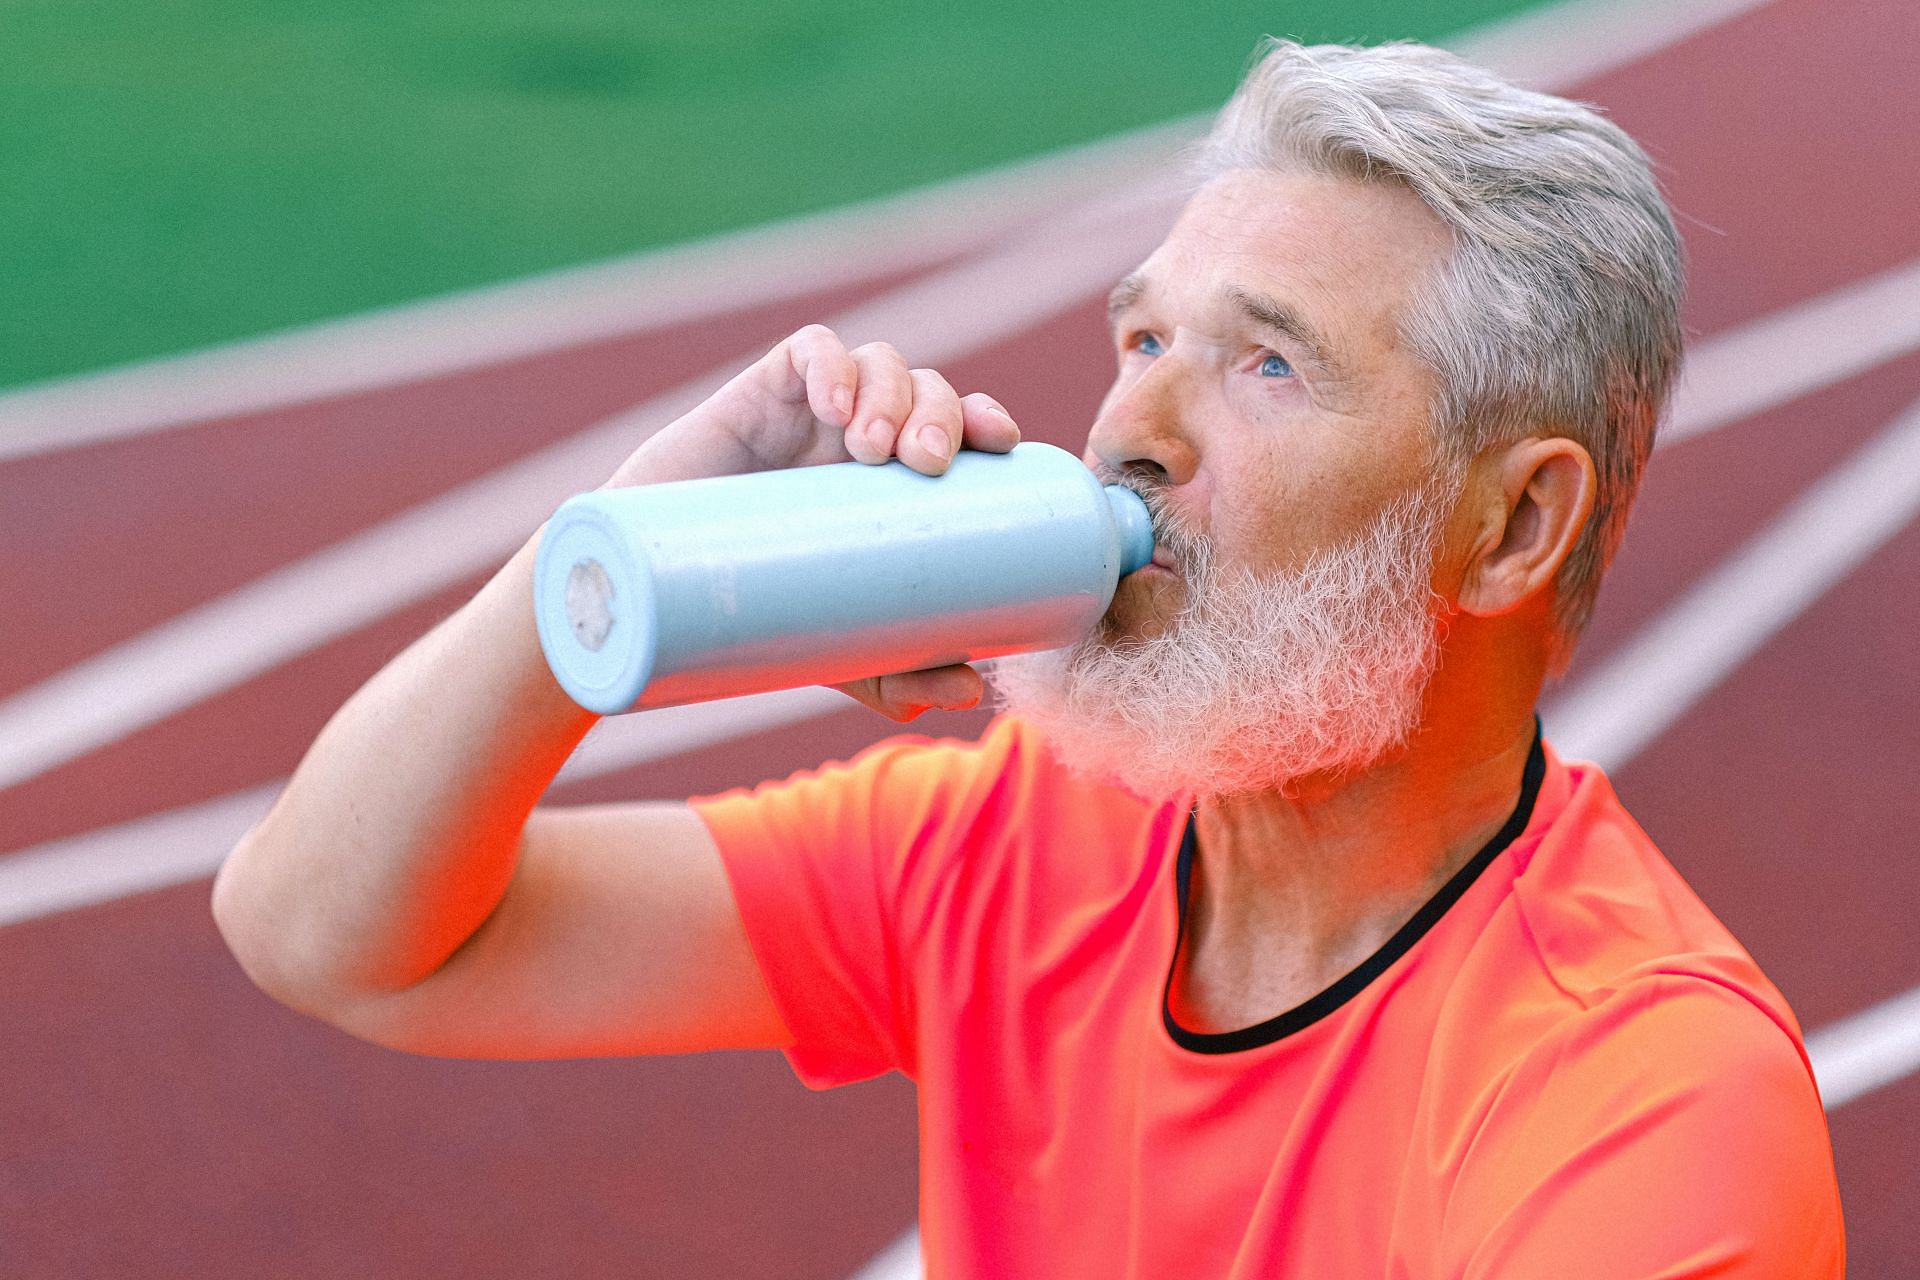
[
  {"xmin": 332, "ymin": 801, "xmax": 791, "ymax": 1059},
  {"xmin": 1449, "ymin": 980, "xmax": 1845, "ymax": 1278}
]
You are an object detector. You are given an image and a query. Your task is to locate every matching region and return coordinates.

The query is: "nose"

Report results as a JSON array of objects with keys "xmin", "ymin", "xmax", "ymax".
[{"xmin": 1085, "ymin": 353, "xmax": 1199, "ymax": 488}]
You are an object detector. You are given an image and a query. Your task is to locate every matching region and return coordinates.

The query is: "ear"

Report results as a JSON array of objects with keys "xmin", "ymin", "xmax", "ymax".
[{"xmin": 1457, "ymin": 436, "xmax": 1596, "ymax": 619}]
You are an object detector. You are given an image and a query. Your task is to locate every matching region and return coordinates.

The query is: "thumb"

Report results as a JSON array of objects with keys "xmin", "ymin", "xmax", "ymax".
[{"xmin": 834, "ymin": 664, "xmax": 985, "ymax": 723}]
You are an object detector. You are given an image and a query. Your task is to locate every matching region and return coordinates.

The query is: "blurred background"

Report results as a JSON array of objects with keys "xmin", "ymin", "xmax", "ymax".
[
  {"xmin": 3, "ymin": 0, "xmax": 1916, "ymax": 1275},
  {"xmin": 4, "ymin": 0, "xmax": 1536, "ymax": 390}
]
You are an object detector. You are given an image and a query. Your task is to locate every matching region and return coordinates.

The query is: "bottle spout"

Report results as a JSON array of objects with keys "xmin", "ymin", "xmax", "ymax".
[{"xmin": 1104, "ymin": 485, "xmax": 1155, "ymax": 577}]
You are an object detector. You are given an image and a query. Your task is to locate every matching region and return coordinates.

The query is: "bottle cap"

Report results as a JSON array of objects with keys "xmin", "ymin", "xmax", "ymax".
[
  {"xmin": 534, "ymin": 496, "xmax": 659, "ymax": 715},
  {"xmin": 1104, "ymin": 485, "xmax": 1155, "ymax": 576}
]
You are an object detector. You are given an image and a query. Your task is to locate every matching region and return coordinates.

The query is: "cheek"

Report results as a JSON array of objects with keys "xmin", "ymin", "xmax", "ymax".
[
  {"xmin": 1195, "ymin": 462, "xmax": 1285, "ymax": 559},
  {"xmin": 1223, "ymin": 375, "xmax": 1280, "ymax": 426},
  {"xmin": 1203, "ymin": 454, "xmax": 1369, "ymax": 572},
  {"xmin": 1212, "ymin": 389, "xmax": 1333, "ymax": 496}
]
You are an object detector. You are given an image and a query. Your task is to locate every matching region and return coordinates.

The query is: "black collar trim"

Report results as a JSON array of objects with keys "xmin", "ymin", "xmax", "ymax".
[{"xmin": 1161, "ymin": 720, "xmax": 1546, "ymax": 1056}]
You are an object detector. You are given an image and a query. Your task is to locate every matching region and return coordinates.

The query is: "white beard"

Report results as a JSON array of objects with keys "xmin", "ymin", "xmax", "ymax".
[{"xmin": 986, "ymin": 474, "xmax": 1458, "ymax": 801}]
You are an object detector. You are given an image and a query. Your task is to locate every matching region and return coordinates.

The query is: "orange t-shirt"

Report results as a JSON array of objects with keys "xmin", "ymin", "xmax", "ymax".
[{"xmin": 691, "ymin": 716, "xmax": 1844, "ymax": 1278}]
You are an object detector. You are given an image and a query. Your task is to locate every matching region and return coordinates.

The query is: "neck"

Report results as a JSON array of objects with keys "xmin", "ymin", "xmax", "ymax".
[{"xmin": 1173, "ymin": 615, "xmax": 1543, "ymax": 1032}]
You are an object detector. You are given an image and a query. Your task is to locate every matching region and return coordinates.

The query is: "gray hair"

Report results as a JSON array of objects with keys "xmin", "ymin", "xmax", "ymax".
[{"xmin": 1196, "ymin": 38, "xmax": 1685, "ymax": 654}]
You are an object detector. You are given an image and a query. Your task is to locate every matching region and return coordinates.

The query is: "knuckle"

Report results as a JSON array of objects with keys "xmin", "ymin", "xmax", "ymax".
[{"xmin": 866, "ymin": 675, "xmax": 908, "ymax": 718}]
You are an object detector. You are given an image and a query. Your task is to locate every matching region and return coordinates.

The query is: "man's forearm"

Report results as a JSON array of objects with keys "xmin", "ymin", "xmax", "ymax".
[
  {"xmin": 211, "ymin": 528, "xmax": 599, "ymax": 1013},
  {"xmin": 209, "ymin": 338, "xmax": 1007, "ymax": 1035}
]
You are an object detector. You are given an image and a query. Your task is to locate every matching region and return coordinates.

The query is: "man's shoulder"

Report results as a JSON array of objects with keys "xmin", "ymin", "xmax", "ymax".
[
  {"xmin": 1426, "ymin": 743, "xmax": 1820, "ymax": 1142},
  {"xmin": 1436, "ymin": 965, "xmax": 1841, "ymax": 1274},
  {"xmin": 1499, "ymin": 744, "xmax": 1794, "ymax": 1025},
  {"xmin": 1437, "ymin": 754, "xmax": 1831, "ymax": 1236}
]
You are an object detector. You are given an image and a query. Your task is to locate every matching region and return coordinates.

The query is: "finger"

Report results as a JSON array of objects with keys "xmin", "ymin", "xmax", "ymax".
[
  {"xmin": 783, "ymin": 324, "xmax": 857, "ymax": 429},
  {"xmin": 834, "ymin": 664, "xmax": 984, "ymax": 722},
  {"xmin": 900, "ymin": 368, "xmax": 964, "ymax": 475},
  {"xmin": 958, "ymin": 392, "xmax": 1022, "ymax": 454},
  {"xmin": 846, "ymin": 342, "xmax": 915, "ymax": 465}
]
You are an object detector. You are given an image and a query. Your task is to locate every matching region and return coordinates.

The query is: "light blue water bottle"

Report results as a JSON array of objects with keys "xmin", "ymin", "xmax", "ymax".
[{"xmin": 533, "ymin": 442, "xmax": 1154, "ymax": 714}]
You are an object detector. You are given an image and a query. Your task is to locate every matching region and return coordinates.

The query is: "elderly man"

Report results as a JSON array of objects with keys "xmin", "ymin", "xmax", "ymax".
[{"xmin": 213, "ymin": 39, "xmax": 1844, "ymax": 1277}]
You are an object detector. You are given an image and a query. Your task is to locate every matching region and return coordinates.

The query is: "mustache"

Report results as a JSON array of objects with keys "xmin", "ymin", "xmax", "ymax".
[{"xmin": 1092, "ymin": 464, "xmax": 1209, "ymax": 564}]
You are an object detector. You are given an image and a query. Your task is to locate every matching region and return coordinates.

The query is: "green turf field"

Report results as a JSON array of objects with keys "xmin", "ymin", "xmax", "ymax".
[{"xmin": 2, "ymin": 0, "xmax": 1546, "ymax": 390}]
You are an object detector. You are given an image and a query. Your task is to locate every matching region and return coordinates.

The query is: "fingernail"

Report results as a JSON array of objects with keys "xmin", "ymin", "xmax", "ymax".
[
  {"xmin": 917, "ymin": 424, "xmax": 952, "ymax": 462},
  {"xmin": 866, "ymin": 418, "xmax": 894, "ymax": 455},
  {"xmin": 831, "ymin": 385, "xmax": 853, "ymax": 420}
]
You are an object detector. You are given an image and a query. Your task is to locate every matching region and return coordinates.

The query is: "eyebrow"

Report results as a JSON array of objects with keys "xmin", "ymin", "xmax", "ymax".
[
  {"xmin": 1227, "ymin": 287, "xmax": 1346, "ymax": 377},
  {"xmin": 1106, "ymin": 272, "xmax": 1347, "ymax": 378}
]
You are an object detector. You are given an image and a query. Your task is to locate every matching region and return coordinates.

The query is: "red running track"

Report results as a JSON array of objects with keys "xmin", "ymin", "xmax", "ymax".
[{"xmin": 2, "ymin": 0, "xmax": 1917, "ymax": 1273}]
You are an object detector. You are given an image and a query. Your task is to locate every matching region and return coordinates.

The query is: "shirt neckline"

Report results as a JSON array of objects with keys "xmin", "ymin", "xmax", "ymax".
[{"xmin": 1160, "ymin": 719, "xmax": 1547, "ymax": 1056}]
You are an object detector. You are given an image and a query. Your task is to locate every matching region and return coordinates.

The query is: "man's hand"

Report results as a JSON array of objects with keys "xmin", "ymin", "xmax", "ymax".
[
  {"xmin": 605, "ymin": 324, "xmax": 1021, "ymax": 485},
  {"xmin": 606, "ymin": 325, "xmax": 1023, "ymax": 722}
]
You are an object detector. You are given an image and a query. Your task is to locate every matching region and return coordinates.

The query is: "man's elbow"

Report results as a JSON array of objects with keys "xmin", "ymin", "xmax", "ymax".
[
  {"xmin": 210, "ymin": 829, "xmax": 489, "ymax": 1058},
  {"xmin": 211, "ymin": 826, "xmax": 343, "ymax": 1019}
]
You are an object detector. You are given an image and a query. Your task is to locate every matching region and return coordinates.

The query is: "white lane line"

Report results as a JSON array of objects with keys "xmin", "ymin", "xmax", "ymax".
[
  {"xmin": 1806, "ymin": 985, "xmax": 1920, "ymax": 1110},
  {"xmin": 1666, "ymin": 256, "xmax": 1920, "ymax": 446},
  {"xmin": 1457, "ymin": 0, "xmax": 1779, "ymax": 91},
  {"xmin": 0, "ymin": 685, "xmax": 851, "ymax": 928},
  {"xmin": 0, "ymin": 118, "xmax": 1203, "ymax": 463},
  {"xmin": 844, "ymin": 1229, "xmax": 926, "ymax": 1280},
  {"xmin": 0, "ymin": 785, "xmax": 280, "ymax": 930},
  {"xmin": 1543, "ymin": 393, "xmax": 1920, "ymax": 772},
  {"xmin": 0, "ymin": 179, "xmax": 1184, "ymax": 797}
]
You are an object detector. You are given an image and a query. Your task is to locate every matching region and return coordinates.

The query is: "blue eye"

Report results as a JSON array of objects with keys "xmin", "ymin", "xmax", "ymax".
[
  {"xmin": 1258, "ymin": 353, "xmax": 1294, "ymax": 378},
  {"xmin": 1132, "ymin": 333, "xmax": 1165, "ymax": 357}
]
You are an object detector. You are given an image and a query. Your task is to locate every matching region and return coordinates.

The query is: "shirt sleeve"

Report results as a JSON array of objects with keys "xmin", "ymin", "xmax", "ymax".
[
  {"xmin": 689, "ymin": 722, "xmax": 1019, "ymax": 1090},
  {"xmin": 1444, "ymin": 975, "xmax": 1845, "ymax": 1278}
]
